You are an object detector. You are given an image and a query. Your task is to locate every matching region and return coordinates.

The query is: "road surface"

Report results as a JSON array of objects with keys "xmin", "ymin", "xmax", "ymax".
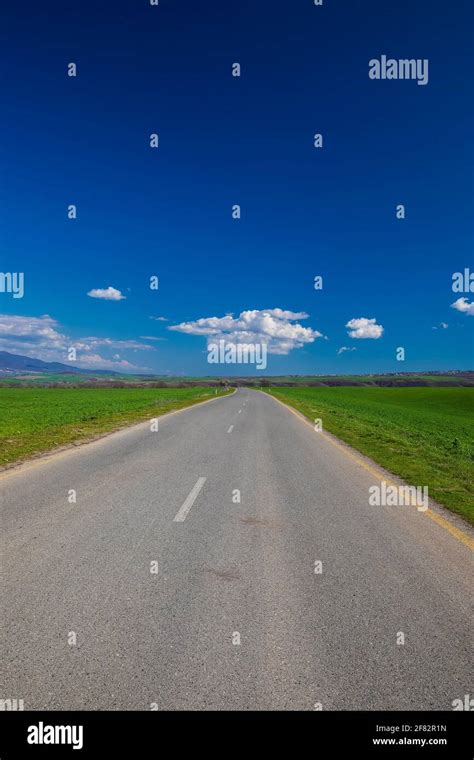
[{"xmin": 1, "ymin": 388, "xmax": 472, "ymax": 710}]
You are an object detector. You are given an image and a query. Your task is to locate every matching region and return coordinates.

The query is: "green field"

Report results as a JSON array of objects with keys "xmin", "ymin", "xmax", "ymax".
[
  {"xmin": 263, "ymin": 387, "xmax": 474, "ymax": 524},
  {"xmin": 0, "ymin": 387, "xmax": 230, "ymax": 467}
]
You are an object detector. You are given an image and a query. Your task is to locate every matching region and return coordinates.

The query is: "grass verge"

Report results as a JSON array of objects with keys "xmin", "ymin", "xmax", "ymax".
[
  {"xmin": 262, "ymin": 386, "xmax": 474, "ymax": 525},
  {"xmin": 0, "ymin": 387, "xmax": 231, "ymax": 467}
]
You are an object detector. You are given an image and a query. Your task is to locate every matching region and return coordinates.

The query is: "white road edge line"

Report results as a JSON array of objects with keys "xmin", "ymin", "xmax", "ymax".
[
  {"xmin": 0, "ymin": 388, "xmax": 238, "ymax": 483},
  {"xmin": 227, "ymin": 425, "xmax": 234, "ymax": 433},
  {"xmin": 173, "ymin": 477, "xmax": 207, "ymax": 523}
]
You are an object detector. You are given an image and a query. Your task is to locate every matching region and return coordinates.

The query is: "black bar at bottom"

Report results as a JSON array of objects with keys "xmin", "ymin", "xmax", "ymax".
[{"xmin": 0, "ymin": 711, "xmax": 471, "ymax": 757}]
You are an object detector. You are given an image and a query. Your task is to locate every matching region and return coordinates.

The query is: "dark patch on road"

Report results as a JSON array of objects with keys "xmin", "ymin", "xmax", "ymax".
[
  {"xmin": 239, "ymin": 515, "xmax": 281, "ymax": 529},
  {"xmin": 203, "ymin": 567, "xmax": 241, "ymax": 582}
]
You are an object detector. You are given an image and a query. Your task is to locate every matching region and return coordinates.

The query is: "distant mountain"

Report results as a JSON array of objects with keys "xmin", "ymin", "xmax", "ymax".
[{"xmin": 0, "ymin": 351, "xmax": 117, "ymax": 375}]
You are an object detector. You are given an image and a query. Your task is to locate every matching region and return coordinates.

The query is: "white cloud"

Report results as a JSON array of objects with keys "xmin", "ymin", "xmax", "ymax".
[
  {"xmin": 87, "ymin": 286, "xmax": 126, "ymax": 301},
  {"xmin": 346, "ymin": 317, "xmax": 383, "ymax": 339},
  {"xmin": 139, "ymin": 336, "xmax": 166, "ymax": 341},
  {"xmin": 337, "ymin": 346, "xmax": 357, "ymax": 355},
  {"xmin": 0, "ymin": 314, "xmax": 67, "ymax": 354},
  {"xmin": 73, "ymin": 354, "xmax": 141, "ymax": 371},
  {"xmin": 150, "ymin": 316, "xmax": 168, "ymax": 321},
  {"xmin": 0, "ymin": 314, "xmax": 150, "ymax": 371},
  {"xmin": 75, "ymin": 337, "xmax": 154, "ymax": 351},
  {"xmin": 451, "ymin": 297, "xmax": 474, "ymax": 316},
  {"xmin": 169, "ymin": 308, "xmax": 323, "ymax": 355},
  {"xmin": 432, "ymin": 322, "xmax": 449, "ymax": 330}
]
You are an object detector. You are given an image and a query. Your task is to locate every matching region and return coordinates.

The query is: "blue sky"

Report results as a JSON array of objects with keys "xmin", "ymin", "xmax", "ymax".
[{"xmin": 1, "ymin": 0, "xmax": 473, "ymax": 375}]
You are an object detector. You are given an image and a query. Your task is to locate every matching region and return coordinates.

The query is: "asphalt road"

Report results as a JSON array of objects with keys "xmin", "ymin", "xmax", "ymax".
[{"xmin": 1, "ymin": 388, "xmax": 472, "ymax": 710}]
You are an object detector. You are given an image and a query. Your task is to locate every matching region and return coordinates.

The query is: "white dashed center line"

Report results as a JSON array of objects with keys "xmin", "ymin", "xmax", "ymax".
[
  {"xmin": 227, "ymin": 425, "xmax": 234, "ymax": 433},
  {"xmin": 173, "ymin": 477, "xmax": 207, "ymax": 522}
]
